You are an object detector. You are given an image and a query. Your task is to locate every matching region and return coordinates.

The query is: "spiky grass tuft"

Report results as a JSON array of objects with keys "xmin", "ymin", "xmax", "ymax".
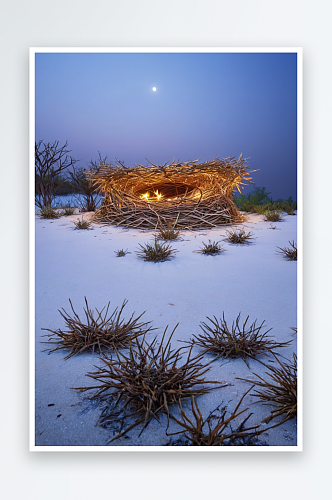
[
  {"xmin": 262, "ymin": 210, "xmax": 284, "ymax": 222},
  {"xmin": 167, "ymin": 389, "xmax": 267, "ymax": 446},
  {"xmin": 240, "ymin": 353, "xmax": 297, "ymax": 425},
  {"xmin": 277, "ymin": 241, "xmax": 297, "ymax": 261},
  {"xmin": 75, "ymin": 325, "xmax": 223, "ymax": 442},
  {"xmin": 62, "ymin": 205, "xmax": 76, "ymax": 216},
  {"xmin": 224, "ymin": 228, "xmax": 254, "ymax": 245},
  {"xmin": 156, "ymin": 224, "xmax": 181, "ymax": 241},
  {"xmin": 42, "ymin": 298, "xmax": 153, "ymax": 359},
  {"xmin": 38, "ymin": 206, "xmax": 62, "ymax": 219},
  {"xmin": 136, "ymin": 238, "xmax": 178, "ymax": 262},
  {"xmin": 73, "ymin": 217, "xmax": 92, "ymax": 229},
  {"xmin": 195, "ymin": 240, "xmax": 225, "ymax": 255},
  {"xmin": 285, "ymin": 204, "xmax": 296, "ymax": 215},
  {"xmin": 115, "ymin": 249, "xmax": 130, "ymax": 257},
  {"xmin": 186, "ymin": 313, "xmax": 292, "ymax": 366}
]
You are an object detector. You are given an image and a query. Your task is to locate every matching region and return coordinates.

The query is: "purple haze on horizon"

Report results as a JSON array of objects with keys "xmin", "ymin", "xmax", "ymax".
[{"xmin": 35, "ymin": 52, "xmax": 298, "ymax": 200}]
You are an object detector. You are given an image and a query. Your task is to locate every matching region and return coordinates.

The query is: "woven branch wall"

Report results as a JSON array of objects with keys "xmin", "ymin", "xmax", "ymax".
[{"xmin": 86, "ymin": 155, "xmax": 252, "ymax": 230}]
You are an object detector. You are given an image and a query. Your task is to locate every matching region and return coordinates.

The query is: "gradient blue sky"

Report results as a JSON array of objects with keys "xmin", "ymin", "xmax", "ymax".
[{"xmin": 35, "ymin": 52, "xmax": 297, "ymax": 200}]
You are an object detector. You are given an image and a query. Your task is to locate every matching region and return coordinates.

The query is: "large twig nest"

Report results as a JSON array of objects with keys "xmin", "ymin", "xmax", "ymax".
[{"xmin": 86, "ymin": 155, "xmax": 253, "ymax": 230}]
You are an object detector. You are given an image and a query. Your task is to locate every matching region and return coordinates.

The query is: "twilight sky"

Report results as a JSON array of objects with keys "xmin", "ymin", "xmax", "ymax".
[{"xmin": 35, "ymin": 52, "xmax": 298, "ymax": 200}]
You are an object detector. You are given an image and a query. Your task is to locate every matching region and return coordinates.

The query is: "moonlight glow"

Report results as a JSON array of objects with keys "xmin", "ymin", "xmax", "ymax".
[{"xmin": 152, "ymin": 87, "xmax": 157, "ymax": 91}]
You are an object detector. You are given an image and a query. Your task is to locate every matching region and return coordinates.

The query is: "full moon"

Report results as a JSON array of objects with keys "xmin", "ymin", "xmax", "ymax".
[{"xmin": 152, "ymin": 87, "xmax": 157, "ymax": 91}]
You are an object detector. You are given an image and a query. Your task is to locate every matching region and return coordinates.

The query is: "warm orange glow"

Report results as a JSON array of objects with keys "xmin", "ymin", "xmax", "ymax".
[
  {"xmin": 87, "ymin": 155, "xmax": 252, "ymax": 229},
  {"xmin": 141, "ymin": 190, "xmax": 163, "ymax": 201}
]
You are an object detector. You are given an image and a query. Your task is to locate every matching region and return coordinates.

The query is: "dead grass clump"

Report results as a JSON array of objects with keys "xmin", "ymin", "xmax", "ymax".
[
  {"xmin": 262, "ymin": 210, "xmax": 284, "ymax": 222},
  {"xmin": 76, "ymin": 326, "xmax": 223, "ymax": 442},
  {"xmin": 73, "ymin": 217, "xmax": 92, "ymax": 229},
  {"xmin": 277, "ymin": 241, "xmax": 297, "ymax": 261},
  {"xmin": 115, "ymin": 249, "xmax": 130, "ymax": 257},
  {"xmin": 62, "ymin": 205, "xmax": 76, "ymax": 216},
  {"xmin": 168, "ymin": 390, "xmax": 266, "ymax": 446},
  {"xmin": 253, "ymin": 205, "xmax": 268, "ymax": 215},
  {"xmin": 187, "ymin": 313, "xmax": 292, "ymax": 366},
  {"xmin": 224, "ymin": 228, "xmax": 254, "ymax": 244},
  {"xmin": 136, "ymin": 238, "xmax": 178, "ymax": 262},
  {"xmin": 195, "ymin": 240, "xmax": 225, "ymax": 255},
  {"xmin": 38, "ymin": 206, "xmax": 62, "ymax": 219},
  {"xmin": 285, "ymin": 205, "xmax": 296, "ymax": 215},
  {"xmin": 42, "ymin": 298, "xmax": 153, "ymax": 359},
  {"xmin": 240, "ymin": 353, "xmax": 297, "ymax": 425},
  {"xmin": 156, "ymin": 224, "xmax": 181, "ymax": 241}
]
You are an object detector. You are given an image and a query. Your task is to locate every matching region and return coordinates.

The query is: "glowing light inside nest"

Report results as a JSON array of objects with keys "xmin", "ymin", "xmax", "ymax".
[{"xmin": 141, "ymin": 190, "xmax": 163, "ymax": 201}]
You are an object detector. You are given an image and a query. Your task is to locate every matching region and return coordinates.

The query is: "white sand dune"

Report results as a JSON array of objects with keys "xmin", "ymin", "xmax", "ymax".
[{"xmin": 34, "ymin": 210, "xmax": 298, "ymax": 449}]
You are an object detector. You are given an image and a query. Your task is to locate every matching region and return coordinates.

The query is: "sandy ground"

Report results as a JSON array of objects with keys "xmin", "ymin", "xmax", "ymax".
[{"xmin": 34, "ymin": 207, "xmax": 298, "ymax": 449}]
